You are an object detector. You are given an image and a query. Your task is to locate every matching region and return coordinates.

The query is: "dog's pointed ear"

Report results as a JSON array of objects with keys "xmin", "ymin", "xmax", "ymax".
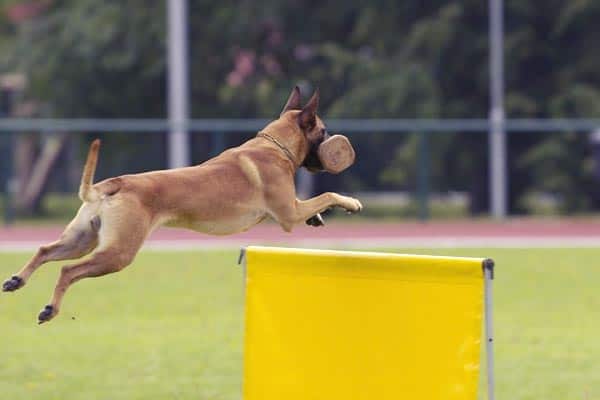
[
  {"xmin": 298, "ymin": 89, "xmax": 319, "ymax": 130},
  {"xmin": 281, "ymin": 86, "xmax": 302, "ymax": 116}
]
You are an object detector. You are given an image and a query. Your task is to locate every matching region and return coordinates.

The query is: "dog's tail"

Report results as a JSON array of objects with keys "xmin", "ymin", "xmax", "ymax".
[{"xmin": 79, "ymin": 139, "xmax": 101, "ymax": 202}]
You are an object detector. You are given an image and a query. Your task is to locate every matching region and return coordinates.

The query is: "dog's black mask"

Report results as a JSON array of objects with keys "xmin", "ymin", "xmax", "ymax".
[{"xmin": 302, "ymin": 130, "xmax": 330, "ymax": 172}]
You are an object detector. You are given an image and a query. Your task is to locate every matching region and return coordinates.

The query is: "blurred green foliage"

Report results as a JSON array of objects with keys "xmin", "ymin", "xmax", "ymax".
[{"xmin": 2, "ymin": 0, "xmax": 600, "ymax": 214}]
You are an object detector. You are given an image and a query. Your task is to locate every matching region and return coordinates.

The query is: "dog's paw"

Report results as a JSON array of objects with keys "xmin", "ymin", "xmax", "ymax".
[
  {"xmin": 306, "ymin": 214, "xmax": 325, "ymax": 227},
  {"xmin": 345, "ymin": 198, "xmax": 363, "ymax": 214},
  {"xmin": 2, "ymin": 276, "xmax": 24, "ymax": 292},
  {"xmin": 38, "ymin": 305, "xmax": 56, "ymax": 324}
]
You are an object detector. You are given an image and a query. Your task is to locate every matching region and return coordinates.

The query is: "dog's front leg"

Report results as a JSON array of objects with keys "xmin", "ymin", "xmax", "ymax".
[{"xmin": 274, "ymin": 192, "xmax": 362, "ymax": 232}]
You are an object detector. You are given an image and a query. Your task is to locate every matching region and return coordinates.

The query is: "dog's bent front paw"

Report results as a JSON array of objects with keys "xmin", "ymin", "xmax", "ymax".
[
  {"xmin": 38, "ymin": 305, "xmax": 57, "ymax": 324},
  {"xmin": 345, "ymin": 198, "xmax": 363, "ymax": 214},
  {"xmin": 2, "ymin": 276, "xmax": 24, "ymax": 292}
]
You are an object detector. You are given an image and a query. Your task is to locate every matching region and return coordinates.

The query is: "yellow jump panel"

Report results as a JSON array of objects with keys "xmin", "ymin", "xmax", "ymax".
[{"xmin": 243, "ymin": 246, "xmax": 486, "ymax": 400}]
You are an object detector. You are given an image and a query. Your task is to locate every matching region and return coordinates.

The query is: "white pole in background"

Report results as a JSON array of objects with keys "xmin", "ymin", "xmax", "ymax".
[
  {"xmin": 167, "ymin": 0, "xmax": 190, "ymax": 168},
  {"xmin": 489, "ymin": 0, "xmax": 507, "ymax": 218}
]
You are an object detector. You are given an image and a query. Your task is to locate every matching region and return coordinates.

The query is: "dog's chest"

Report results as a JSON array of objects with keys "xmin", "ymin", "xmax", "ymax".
[{"xmin": 175, "ymin": 209, "xmax": 268, "ymax": 236}]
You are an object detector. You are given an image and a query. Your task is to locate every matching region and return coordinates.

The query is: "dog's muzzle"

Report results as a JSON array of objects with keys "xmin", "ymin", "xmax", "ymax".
[{"xmin": 317, "ymin": 135, "xmax": 356, "ymax": 174}]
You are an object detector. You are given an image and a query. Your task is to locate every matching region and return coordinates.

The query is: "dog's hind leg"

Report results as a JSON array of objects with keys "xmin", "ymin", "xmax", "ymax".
[
  {"xmin": 37, "ymin": 247, "xmax": 135, "ymax": 324},
  {"xmin": 2, "ymin": 211, "xmax": 100, "ymax": 293},
  {"xmin": 5, "ymin": 139, "xmax": 107, "ymax": 292},
  {"xmin": 38, "ymin": 200, "xmax": 151, "ymax": 324}
]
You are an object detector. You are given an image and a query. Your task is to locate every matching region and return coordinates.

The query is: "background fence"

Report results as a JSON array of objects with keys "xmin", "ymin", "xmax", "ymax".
[{"xmin": 3, "ymin": 117, "xmax": 600, "ymax": 225}]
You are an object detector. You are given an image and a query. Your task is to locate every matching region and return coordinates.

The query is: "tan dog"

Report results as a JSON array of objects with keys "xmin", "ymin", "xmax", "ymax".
[{"xmin": 2, "ymin": 87, "xmax": 362, "ymax": 323}]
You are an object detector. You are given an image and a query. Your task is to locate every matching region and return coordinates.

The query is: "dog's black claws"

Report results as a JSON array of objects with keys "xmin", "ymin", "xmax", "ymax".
[
  {"xmin": 38, "ymin": 305, "xmax": 54, "ymax": 324},
  {"xmin": 306, "ymin": 214, "xmax": 325, "ymax": 227},
  {"xmin": 2, "ymin": 276, "xmax": 24, "ymax": 292},
  {"xmin": 346, "ymin": 202, "xmax": 363, "ymax": 214}
]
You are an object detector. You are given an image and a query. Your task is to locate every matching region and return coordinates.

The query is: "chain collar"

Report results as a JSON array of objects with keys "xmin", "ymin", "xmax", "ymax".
[{"xmin": 256, "ymin": 131, "xmax": 299, "ymax": 166}]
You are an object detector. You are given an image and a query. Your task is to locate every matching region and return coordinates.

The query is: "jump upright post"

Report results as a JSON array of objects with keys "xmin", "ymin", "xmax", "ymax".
[{"xmin": 239, "ymin": 246, "xmax": 495, "ymax": 400}]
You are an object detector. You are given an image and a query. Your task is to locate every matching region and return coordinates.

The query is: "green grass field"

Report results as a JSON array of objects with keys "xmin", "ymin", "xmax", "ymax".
[{"xmin": 0, "ymin": 248, "xmax": 598, "ymax": 399}]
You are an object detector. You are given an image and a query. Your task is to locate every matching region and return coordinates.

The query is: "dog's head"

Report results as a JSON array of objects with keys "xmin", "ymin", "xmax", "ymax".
[{"xmin": 280, "ymin": 86, "xmax": 355, "ymax": 174}]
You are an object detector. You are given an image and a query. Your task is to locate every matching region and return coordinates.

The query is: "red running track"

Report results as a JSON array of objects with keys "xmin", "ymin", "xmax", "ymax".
[{"xmin": 1, "ymin": 219, "xmax": 599, "ymax": 249}]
